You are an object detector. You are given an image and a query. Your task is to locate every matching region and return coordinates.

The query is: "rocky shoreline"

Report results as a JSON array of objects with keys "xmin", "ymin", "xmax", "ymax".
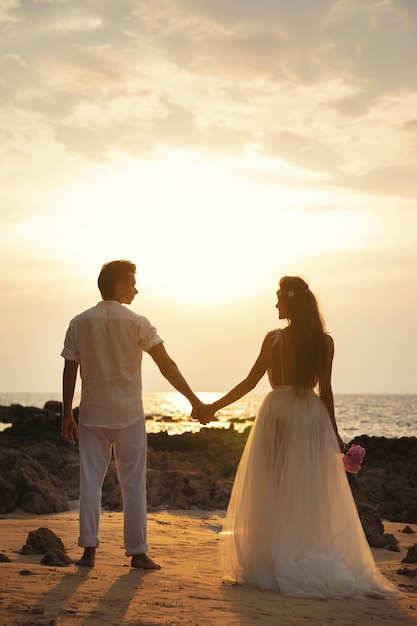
[{"xmin": 1, "ymin": 401, "xmax": 417, "ymax": 551}]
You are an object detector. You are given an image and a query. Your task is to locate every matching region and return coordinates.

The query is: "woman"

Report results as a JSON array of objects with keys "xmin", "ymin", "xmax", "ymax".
[{"xmin": 194, "ymin": 276, "xmax": 398, "ymax": 598}]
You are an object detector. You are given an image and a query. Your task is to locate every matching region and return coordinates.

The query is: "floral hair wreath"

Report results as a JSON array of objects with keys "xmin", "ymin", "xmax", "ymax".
[{"xmin": 286, "ymin": 287, "xmax": 309, "ymax": 298}]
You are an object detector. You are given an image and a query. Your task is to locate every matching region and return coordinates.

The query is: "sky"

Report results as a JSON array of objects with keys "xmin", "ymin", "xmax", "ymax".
[{"xmin": 1, "ymin": 0, "xmax": 416, "ymax": 397}]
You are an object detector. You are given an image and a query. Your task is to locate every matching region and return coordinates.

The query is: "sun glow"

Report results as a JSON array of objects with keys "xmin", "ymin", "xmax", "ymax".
[{"xmin": 13, "ymin": 152, "xmax": 375, "ymax": 304}]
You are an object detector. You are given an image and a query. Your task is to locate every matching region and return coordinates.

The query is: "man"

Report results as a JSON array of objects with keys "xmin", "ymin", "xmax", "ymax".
[{"xmin": 61, "ymin": 260, "xmax": 201, "ymax": 569}]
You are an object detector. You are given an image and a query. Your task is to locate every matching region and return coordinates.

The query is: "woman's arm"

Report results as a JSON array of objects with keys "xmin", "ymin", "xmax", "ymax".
[
  {"xmin": 318, "ymin": 335, "xmax": 344, "ymax": 452},
  {"xmin": 194, "ymin": 331, "xmax": 275, "ymax": 421}
]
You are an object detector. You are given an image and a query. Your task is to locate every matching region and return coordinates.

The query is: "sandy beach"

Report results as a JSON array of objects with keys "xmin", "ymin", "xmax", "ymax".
[{"xmin": 1, "ymin": 504, "xmax": 416, "ymax": 626}]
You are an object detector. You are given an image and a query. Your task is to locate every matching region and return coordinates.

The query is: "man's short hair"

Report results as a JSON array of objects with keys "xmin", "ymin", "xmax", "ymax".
[{"xmin": 98, "ymin": 260, "xmax": 136, "ymax": 299}]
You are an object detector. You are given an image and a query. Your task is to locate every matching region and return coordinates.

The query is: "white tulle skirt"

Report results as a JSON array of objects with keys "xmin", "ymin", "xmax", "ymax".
[{"xmin": 220, "ymin": 387, "xmax": 399, "ymax": 598}]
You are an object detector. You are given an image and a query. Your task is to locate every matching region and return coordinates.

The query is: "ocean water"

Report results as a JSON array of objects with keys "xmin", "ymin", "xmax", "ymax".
[{"xmin": 0, "ymin": 391, "xmax": 416, "ymax": 441}]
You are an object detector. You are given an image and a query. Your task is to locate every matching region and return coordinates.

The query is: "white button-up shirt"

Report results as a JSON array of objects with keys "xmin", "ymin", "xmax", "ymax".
[{"xmin": 61, "ymin": 300, "xmax": 163, "ymax": 428}]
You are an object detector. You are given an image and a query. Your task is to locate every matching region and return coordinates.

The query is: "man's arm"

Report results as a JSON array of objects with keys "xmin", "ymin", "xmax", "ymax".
[
  {"xmin": 61, "ymin": 359, "xmax": 79, "ymax": 445},
  {"xmin": 147, "ymin": 343, "xmax": 201, "ymax": 409}
]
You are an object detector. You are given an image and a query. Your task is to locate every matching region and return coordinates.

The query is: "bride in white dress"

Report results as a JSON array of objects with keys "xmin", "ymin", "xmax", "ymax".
[{"xmin": 194, "ymin": 276, "xmax": 399, "ymax": 598}]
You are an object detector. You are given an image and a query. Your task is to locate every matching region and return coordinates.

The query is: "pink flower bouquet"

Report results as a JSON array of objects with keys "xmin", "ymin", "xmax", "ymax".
[{"xmin": 343, "ymin": 444, "xmax": 366, "ymax": 474}]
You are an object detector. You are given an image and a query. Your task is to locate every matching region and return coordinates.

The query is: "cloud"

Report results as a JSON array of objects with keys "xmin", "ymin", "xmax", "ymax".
[
  {"xmin": 336, "ymin": 164, "xmax": 417, "ymax": 197},
  {"xmin": 402, "ymin": 118, "xmax": 417, "ymax": 129},
  {"xmin": 260, "ymin": 131, "xmax": 343, "ymax": 172},
  {"xmin": 325, "ymin": 1, "xmax": 417, "ymax": 98},
  {"xmin": 0, "ymin": 0, "xmax": 416, "ymax": 199}
]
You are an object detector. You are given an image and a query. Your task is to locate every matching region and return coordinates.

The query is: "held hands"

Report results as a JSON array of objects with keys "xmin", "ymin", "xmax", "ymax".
[{"xmin": 192, "ymin": 403, "xmax": 216, "ymax": 425}]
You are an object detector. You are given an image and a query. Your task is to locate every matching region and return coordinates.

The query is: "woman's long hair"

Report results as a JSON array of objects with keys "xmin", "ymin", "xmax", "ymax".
[{"xmin": 279, "ymin": 276, "xmax": 327, "ymax": 387}]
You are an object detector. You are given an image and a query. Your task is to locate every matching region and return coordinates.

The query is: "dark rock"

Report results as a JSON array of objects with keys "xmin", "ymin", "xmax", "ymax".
[
  {"xmin": 393, "ymin": 504, "xmax": 417, "ymax": 524},
  {"xmin": 0, "ymin": 449, "xmax": 69, "ymax": 514},
  {"xmin": 19, "ymin": 569, "xmax": 34, "ymax": 575},
  {"xmin": 20, "ymin": 527, "xmax": 65, "ymax": 555},
  {"xmin": 383, "ymin": 533, "xmax": 400, "ymax": 552},
  {"xmin": 148, "ymin": 428, "xmax": 248, "ymax": 454},
  {"xmin": 377, "ymin": 500, "xmax": 401, "ymax": 519},
  {"xmin": 1, "ymin": 403, "xmax": 417, "ymax": 528},
  {"xmin": 146, "ymin": 468, "xmax": 233, "ymax": 511},
  {"xmin": 397, "ymin": 566, "xmax": 417, "ymax": 578},
  {"xmin": 57, "ymin": 460, "xmax": 80, "ymax": 500},
  {"xmin": 43, "ymin": 400, "xmax": 62, "ymax": 414},
  {"xmin": 402, "ymin": 525, "xmax": 415, "ymax": 534},
  {"xmin": 357, "ymin": 503, "xmax": 386, "ymax": 548},
  {"xmin": 348, "ymin": 435, "xmax": 417, "ymax": 524},
  {"xmin": 357, "ymin": 504, "xmax": 399, "ymax": 551},
  {"xmin": 41, "ymin": 549, "xmax": 73, "ymax": 566},
  {"xmin": 0, "ymin": 471, "xmax": 18, "ymax": 512},
  {"xmin": 0, "ymin": 402, "xmax": 71, "ymax": 447},
  {"xmin": 0, "ymin": 553, "xmax": 12, "ymax": 562},
  {"xmin": 402, "ymin": 543, "xmax": 417, "ymax": 564},
  {"xmin": 28, "ymin": 442, "xmax": 65, "ymax": 473},
  {"xmin": 100, "ymin": 462, "xmax": 121, "ymax": 510}
]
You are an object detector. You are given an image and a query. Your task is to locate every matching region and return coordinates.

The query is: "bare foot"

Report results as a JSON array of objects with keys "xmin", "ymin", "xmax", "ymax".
[
  {"xmin": 131, "ymin": 553, "xmax": 161, "ymax": 569},
  {"xmin": 76, "ymin": 547, "xmax": 96, "ymax": 567}
]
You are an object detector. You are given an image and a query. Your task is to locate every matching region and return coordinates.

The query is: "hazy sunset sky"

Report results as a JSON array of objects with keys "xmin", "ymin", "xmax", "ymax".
[{"xmin": 1, "ymin": 0, "xmax": 416, "ymax": 396}]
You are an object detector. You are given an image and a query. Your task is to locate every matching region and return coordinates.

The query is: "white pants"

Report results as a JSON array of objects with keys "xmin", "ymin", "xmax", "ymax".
[{"xmin": 78, "ymin": 419, "xmax": 148, "ymax": 556}]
